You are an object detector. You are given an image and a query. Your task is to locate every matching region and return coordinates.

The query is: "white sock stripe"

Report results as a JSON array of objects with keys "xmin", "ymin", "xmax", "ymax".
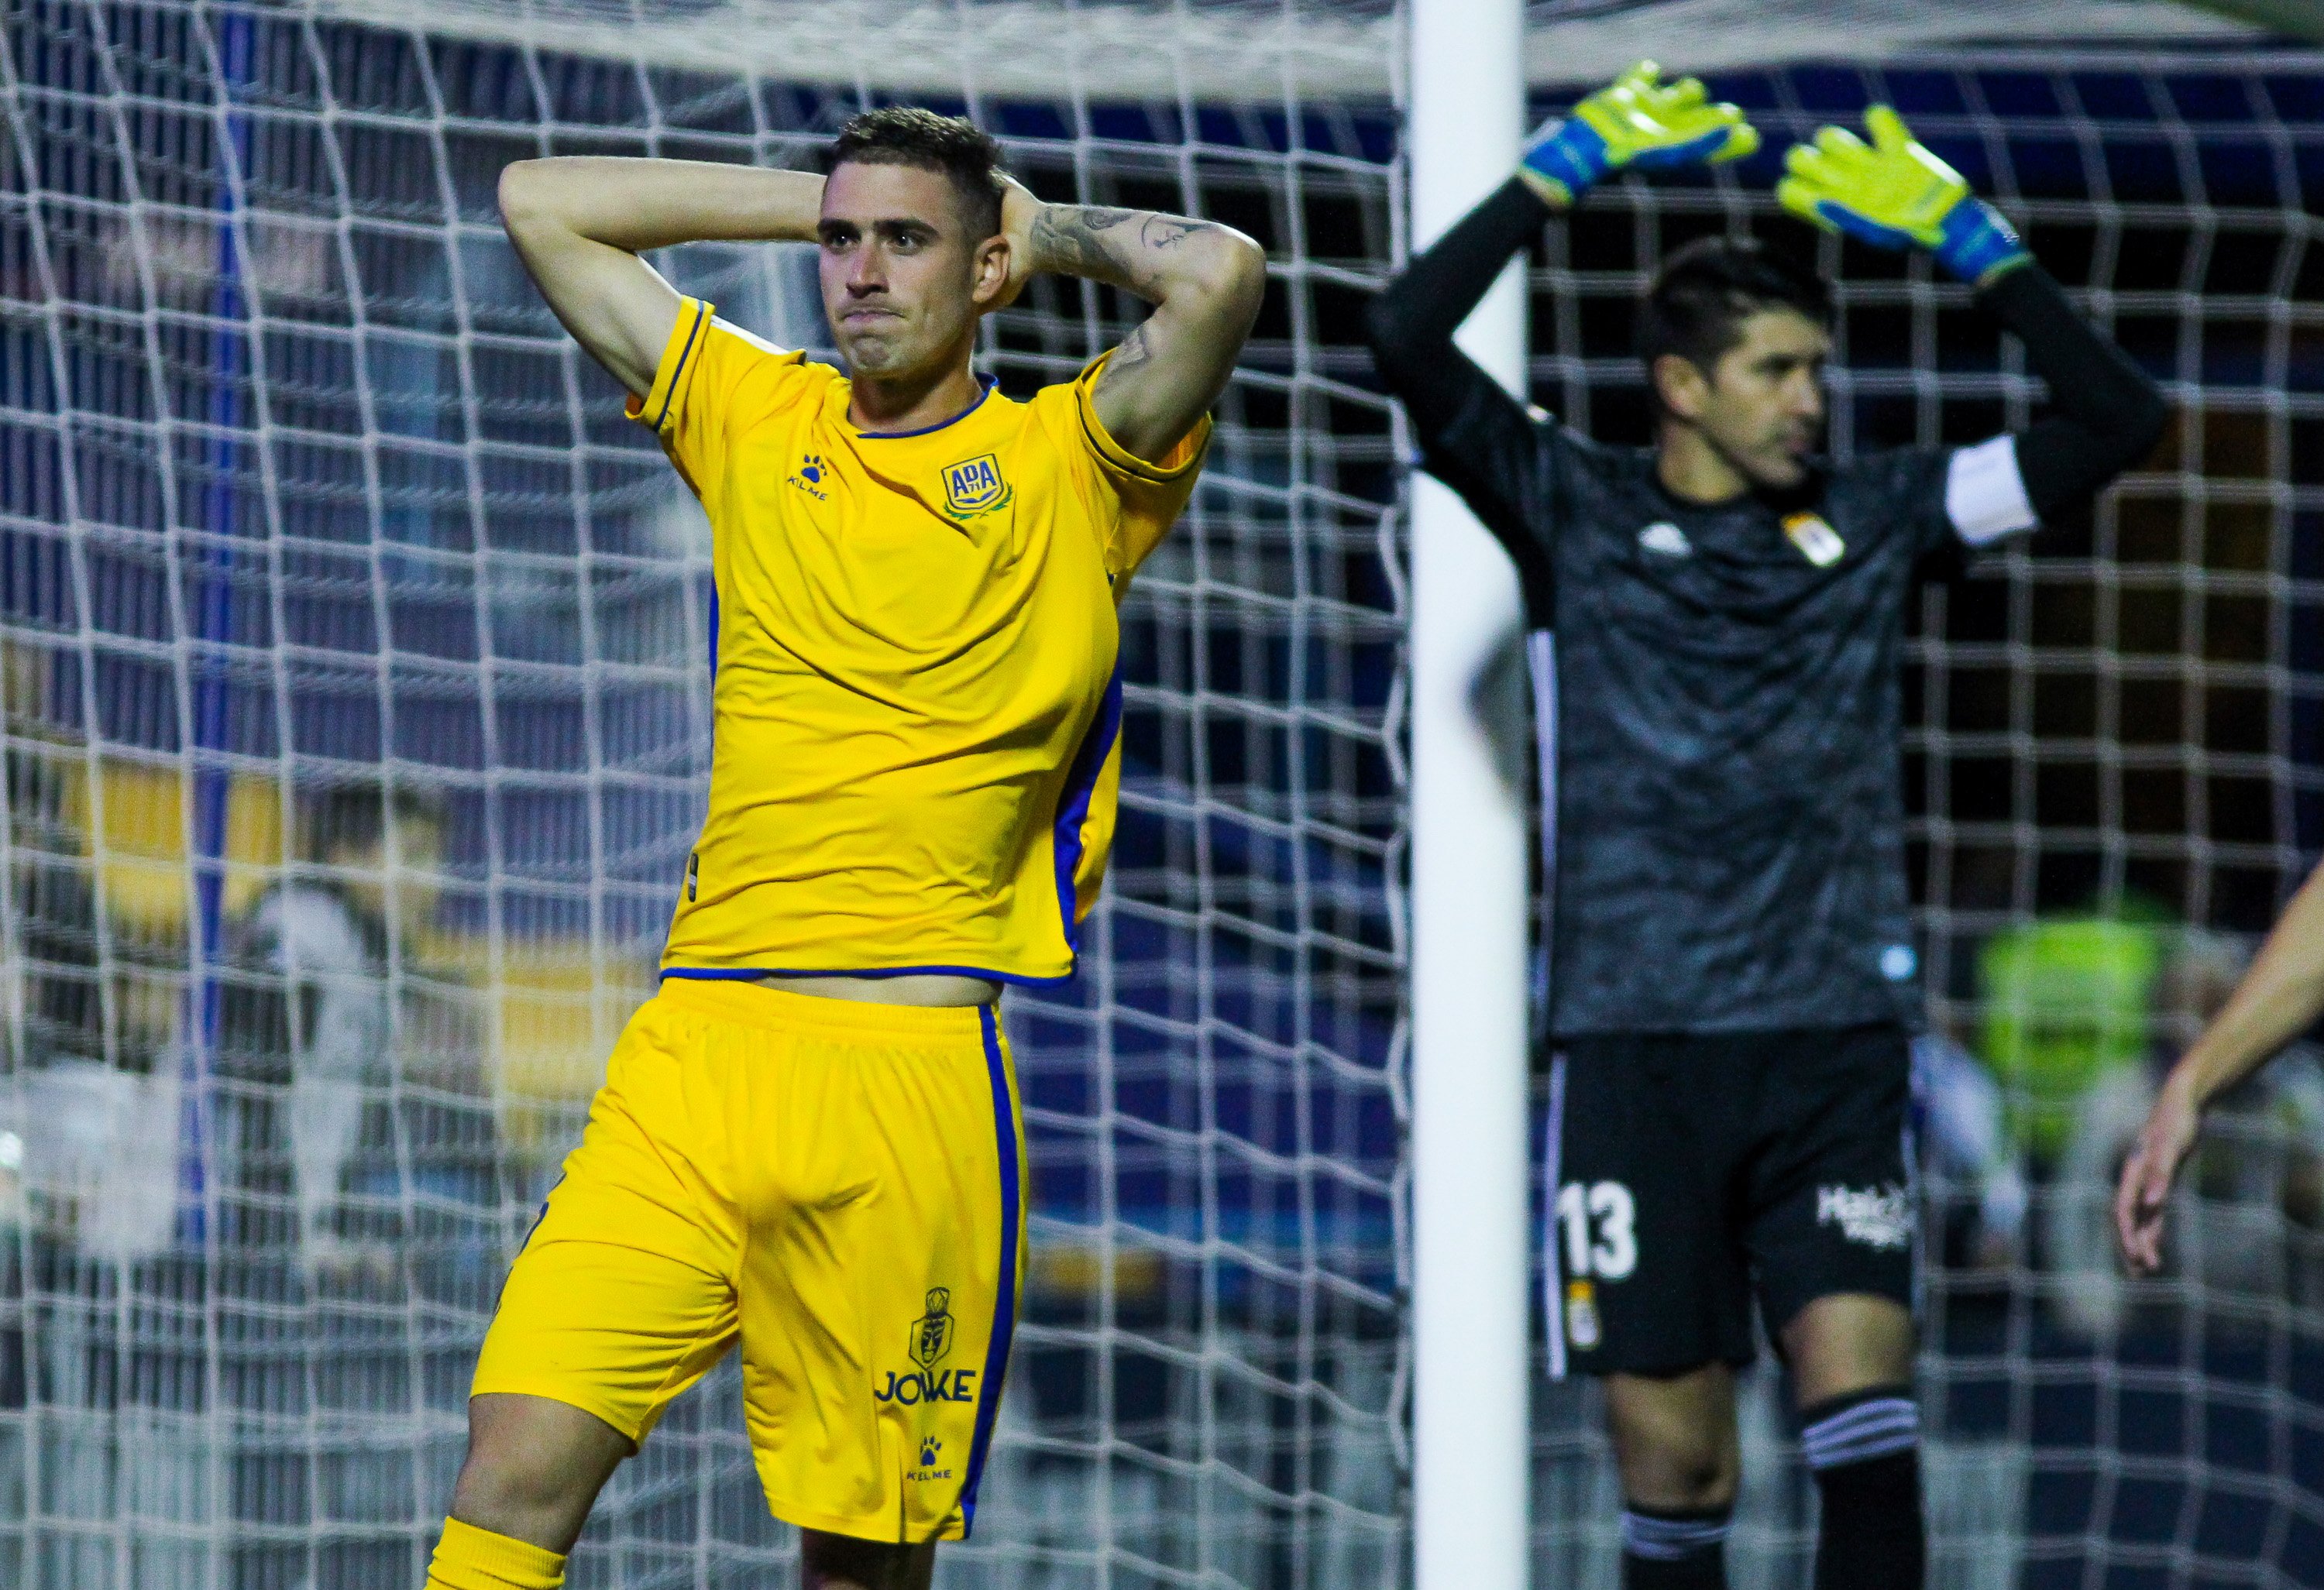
[
  {"xmin": 1802, "ymin": 1396, "xmax": 1920, "ymax": 1470},
  {"xmin": 1803, "ymin": 1413, "xmax": 1920, "ymax": 1462},
  {"xmin": 1802, "ymin": 1396, "xmax": 1918, "ymax": 1443},
  {"xmin": 1808, "ymin": 1432, "xmax": 1920, "ymax": 1470},
  {"xmin": 1621, "ymin": 1510, "xmax": 1731, "ymax": 1561}
]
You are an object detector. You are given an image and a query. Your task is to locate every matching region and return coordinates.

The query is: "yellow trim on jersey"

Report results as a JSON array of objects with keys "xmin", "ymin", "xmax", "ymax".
[{"xmin": 630, "ymin": 300, "xmax": 1210, "ymax": 983}]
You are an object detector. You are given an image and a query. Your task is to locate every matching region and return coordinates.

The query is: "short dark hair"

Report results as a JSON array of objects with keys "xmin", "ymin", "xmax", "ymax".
[
  {"xmin": 829, "ymin": 106, "xmax": 1005, "ymax": 242},
  {"xmin": 307, "ymin": 779, "xmax": 446, "ymax": 862},
  {"xmin": 1638, "ymin": 235, "xmax": 1831, "ymax": 380}
]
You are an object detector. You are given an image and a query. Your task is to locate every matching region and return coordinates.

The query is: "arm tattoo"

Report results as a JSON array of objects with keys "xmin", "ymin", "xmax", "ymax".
[
  {"xmin": 1031, "ymin": 206, "xmax": 1138, "ymax": 282},
  {"xmin": 1140, "ymin": 215, "xmax": 1208, "ymax": 249},
  {"xmin": 1033, "ymin": 204, "xmax": 1221, "ymax": 293},
  {"xmin": 1094, "ymin": 321, "xmax": 1157, "ymax": 398}
]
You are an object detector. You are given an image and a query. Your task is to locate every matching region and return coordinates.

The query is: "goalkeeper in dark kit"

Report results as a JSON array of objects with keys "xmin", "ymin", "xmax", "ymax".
[{"xmin": 1370, "ymin": 63, "xmax": 2164, "ymax": 1590}]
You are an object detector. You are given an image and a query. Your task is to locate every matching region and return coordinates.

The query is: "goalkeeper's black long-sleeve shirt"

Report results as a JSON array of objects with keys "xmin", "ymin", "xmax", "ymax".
[{"xmin": 1368, "ymin": 179, "xmax": 2168, "ymax": 1036}]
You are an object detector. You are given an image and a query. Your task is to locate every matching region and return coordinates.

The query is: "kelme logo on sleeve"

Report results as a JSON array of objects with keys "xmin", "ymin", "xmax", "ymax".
[{"xmin": 941, "ymin": 453, "xmax": 1013, "ymax": 518}]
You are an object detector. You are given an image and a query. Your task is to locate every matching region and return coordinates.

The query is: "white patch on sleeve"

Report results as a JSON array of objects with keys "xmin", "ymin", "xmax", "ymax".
[{"xmin": 1945, "ymin": 434, "xmax": 2038, "ymax": 545}]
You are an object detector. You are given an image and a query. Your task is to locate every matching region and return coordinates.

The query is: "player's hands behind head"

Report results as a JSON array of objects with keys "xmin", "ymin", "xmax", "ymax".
[
  {"xmin": 991, "ymin": 172, "xmax": 1040, "ymax": 310},
  {"xmin": 1518, "ymin": 60, "xmax": 1759, "ymax": 208},
  {"xmin": 1777, "ymin": 105, "xmax": 2029, "ymax": 285}
]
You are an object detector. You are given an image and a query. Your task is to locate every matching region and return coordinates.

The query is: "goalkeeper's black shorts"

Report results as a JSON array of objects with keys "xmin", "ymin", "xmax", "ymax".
[{"xmin": 1542, "ymin": 1022, "xmax": 1915, "ymax": 1378}]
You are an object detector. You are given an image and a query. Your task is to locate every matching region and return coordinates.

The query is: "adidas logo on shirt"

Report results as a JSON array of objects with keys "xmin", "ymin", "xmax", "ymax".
[{"xmin": 1637, "ymin": 521, "xmax": 1692, "ymax": 558}]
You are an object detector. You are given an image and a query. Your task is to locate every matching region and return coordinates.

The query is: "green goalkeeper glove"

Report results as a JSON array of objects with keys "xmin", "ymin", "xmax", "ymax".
[
  {"xmin": 1517, "ymin": 60, "xmax": 1759, "ymax": 208},
  {"xmin": 1776, "ymin": 104, "xmax": 2030, "ymax": 285}
]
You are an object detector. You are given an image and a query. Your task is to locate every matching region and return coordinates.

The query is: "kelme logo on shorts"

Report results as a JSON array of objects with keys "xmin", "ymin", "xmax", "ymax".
[
  {"xmin": 908, "ymin": 1434, "xmax": 954, "ymax": 1483},
  {"xmin": 941, "ymin": 453, "xmax": 1012, "ymax": 518}
]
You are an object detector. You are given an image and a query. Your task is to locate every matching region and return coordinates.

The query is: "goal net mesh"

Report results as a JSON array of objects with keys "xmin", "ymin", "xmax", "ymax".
[
  {"xmin": 1525, "ymin": 44, "xmax": 2324, "ymax": 1590},
  {"xmin": 8, "ymin": 2, "xmax": 2324, "ymax": 1587},
  {"xmin": 0, "ymin": 2, "xmax": 1401, "ymax": 1586}
]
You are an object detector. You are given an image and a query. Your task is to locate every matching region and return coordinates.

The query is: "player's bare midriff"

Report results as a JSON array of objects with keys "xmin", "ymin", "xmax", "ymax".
[{"xmin": 753, "ymin": 971, "xmax": 1002, "ymax": 1008}]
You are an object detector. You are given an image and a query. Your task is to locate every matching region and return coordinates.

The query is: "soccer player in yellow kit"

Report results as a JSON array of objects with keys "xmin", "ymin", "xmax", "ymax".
[{"xmin": 421, "ymin": 110, "xmax": 1264, "ymax": 1590}]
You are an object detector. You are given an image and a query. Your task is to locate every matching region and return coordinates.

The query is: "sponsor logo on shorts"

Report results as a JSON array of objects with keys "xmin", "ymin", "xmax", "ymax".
[
  {"xmin": 911, "ymin": 1287, "xmax": 956, "ymax": 1369},
  {"xmin": 877, "ymin": 1286, "xmax": 979, "ymax": 1406},
  {"xmin": 1817, "ymin": 1183, "xmax": 1913, "ymax": 1250},
  {"xmin": 875, "ymin": 1368, "xmax": 978, "ymax": 1405},
  {"xmin": 907, "ymin": 1435, "xmax": 954, "ymax": 1483}
]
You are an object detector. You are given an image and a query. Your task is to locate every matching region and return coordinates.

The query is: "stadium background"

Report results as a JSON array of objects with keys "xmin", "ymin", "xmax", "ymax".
[{"xmin": 0, "ymin": 2, "xmax": 2319, "ymax": 1587}]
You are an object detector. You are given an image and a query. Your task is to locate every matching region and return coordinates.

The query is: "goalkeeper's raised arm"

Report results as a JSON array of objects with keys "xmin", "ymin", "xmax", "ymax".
[
  {"xmin": 1363, "ymin": 62, "xmax": 1757, "ymax": 601},
  {"xmin": 1778, "ymin": 105, "xmax": 2168, "ymax": 538}
]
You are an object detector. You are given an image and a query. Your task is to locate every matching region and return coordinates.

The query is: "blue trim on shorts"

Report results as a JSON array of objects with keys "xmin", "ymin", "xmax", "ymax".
[
  {"xmin": 656, "ymin": 963, "xmax": 1074, "ymax": 987},
  {"xmin": 957, "ymin": 1004, "xmax": 1020, "ymax": 1533}
]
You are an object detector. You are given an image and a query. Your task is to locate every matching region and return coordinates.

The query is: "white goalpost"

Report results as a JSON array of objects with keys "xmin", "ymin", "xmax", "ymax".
[{"xmin": 1404, "ymin": 2, "xmax": 1532, "ymax": 1589}]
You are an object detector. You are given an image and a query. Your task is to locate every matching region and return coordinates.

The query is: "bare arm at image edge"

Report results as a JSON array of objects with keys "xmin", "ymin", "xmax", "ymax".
[{"xmin": 2115, "ymin": 860, "xmax": 2324, "ymax": 1272}]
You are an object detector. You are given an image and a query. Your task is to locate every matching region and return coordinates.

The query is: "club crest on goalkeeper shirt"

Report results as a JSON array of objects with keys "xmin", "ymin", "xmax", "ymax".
[{"xmin": 627, "ymin": 297, "xmax": 1210, "ymax": 984}]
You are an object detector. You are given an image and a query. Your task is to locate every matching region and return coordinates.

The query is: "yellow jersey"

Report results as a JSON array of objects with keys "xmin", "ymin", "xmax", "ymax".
[{"xmin": 628, "ymin": 297, "xmax": 1208, "ymax": 984}]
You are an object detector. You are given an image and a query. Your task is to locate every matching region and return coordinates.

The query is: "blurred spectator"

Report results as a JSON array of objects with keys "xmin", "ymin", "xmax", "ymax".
[
  {"xmin": 216, "ymin": 779, "xmax": 449, "ymax": 1273},
  {"xmin": 1913, "ymin": 1029, "xmax": 2030, "ymax": 1269},
  {"xmin": 1978, "ymin": 915, "xmax": 2161, "ymax": 1171},
  {"xmin": 213, "ymin": 778, "xmax": 459, "ymax": 1589}
]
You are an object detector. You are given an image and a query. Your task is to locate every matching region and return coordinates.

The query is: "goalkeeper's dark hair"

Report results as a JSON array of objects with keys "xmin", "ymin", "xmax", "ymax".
[
  {"xmin": 1640, "ymin": 234, "xmax": 1831, "ymax": 383},
  {"xmin": 829, "ymin": 107, "xmax": 1006, "ymax": 241}
]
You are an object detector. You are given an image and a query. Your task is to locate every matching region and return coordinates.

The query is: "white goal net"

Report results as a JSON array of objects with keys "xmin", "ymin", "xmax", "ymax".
[
  {"xmin": 7, "ymin": 2, "xmax": 2324, "ymax": 1588},
  {"xmin": 0, "ymin": 2, "xmax": 1401, "ymax": 1586}
]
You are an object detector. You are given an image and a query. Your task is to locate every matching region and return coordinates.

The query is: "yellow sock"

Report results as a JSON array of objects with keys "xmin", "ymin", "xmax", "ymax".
[{"xmin": 425, "ymin": 1517, "xmax": 567, "ymax": 1590}]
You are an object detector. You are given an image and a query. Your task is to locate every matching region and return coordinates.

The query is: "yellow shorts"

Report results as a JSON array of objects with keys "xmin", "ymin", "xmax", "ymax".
[{"xmin": 473, "ymin": 978, "xmax": 1025, "ymax": 1544}]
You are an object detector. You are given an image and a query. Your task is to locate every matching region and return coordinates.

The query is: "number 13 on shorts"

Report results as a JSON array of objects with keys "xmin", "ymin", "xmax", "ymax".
[
  {"xmin": 1555, "ymin": 1180, "xmax": 1635, "ymax": 1354},
  {"xmin": 1556, "ymin": 1180, "xmax": 1638, "ymax": 1280}
]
